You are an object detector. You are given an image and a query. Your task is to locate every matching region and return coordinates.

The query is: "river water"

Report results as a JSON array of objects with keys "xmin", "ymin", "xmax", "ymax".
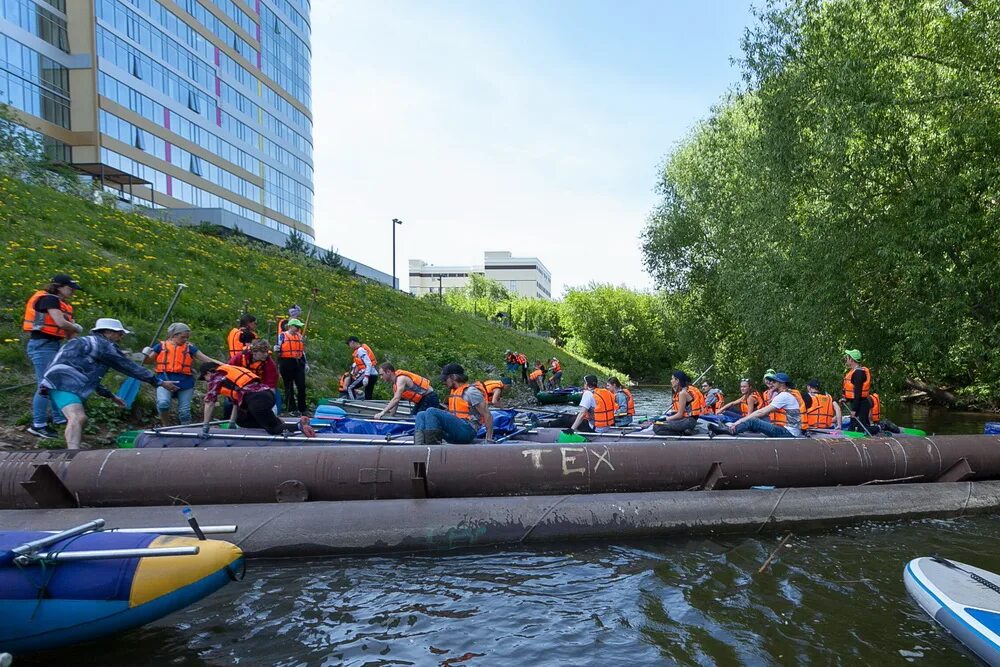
[{"xmin": 20, "ymin": 388, "xmax": 1000, "ymax": 666}]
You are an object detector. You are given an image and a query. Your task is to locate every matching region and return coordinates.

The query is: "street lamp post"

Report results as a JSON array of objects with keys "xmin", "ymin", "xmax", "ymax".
[
  {"xmin": 391, "ymin": 218, "xmax": 403, "ymax": 290},
  {"xmin": 438, "ymin": 275, "xmax": 443, "ymax": 302}
]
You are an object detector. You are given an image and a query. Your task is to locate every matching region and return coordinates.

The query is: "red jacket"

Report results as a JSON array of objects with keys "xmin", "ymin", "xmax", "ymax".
[{"xmin": 228, "ymin": 353, "xmax": 279, "ymax": 390}]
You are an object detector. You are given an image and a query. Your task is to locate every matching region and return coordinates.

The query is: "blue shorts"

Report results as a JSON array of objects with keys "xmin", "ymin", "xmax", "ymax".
[{"xmin": 49, "ymin": 389, "xmax": 83, "ymax": 411}]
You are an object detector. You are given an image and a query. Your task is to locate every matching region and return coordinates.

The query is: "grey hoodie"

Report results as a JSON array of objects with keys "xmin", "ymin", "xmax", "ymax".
[{"xmin": 41, "ymin": 334, "xmax": 159, "ymax": 400}]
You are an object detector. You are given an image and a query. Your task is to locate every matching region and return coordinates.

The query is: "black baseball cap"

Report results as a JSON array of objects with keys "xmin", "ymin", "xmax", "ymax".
[
  {"xmin": 440, "ymin": 363, "xmax": 465, "ymax": 379},
  {"xmin": 52, "ymin": 273, "xmax": 81, "ymax": 290}
]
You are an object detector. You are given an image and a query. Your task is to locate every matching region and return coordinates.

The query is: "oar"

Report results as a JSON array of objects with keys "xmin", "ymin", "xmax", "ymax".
[
  {"xmin": 838, "ymin": 398, "xmax": 874, "ymax": 437},
  {"xmin": 116, "ymin": 283, "xmax": 186, "ymax": 408},
  {"xmin": 691, "ymin": 364, "xmax": 715, "ymax": 385},
  {"xmin": 494, "ymin": 427, "xmax": 530, "ymax": 443}
]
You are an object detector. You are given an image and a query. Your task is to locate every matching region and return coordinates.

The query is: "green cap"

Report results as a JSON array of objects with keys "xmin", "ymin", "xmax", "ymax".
[
  {"xmin": 763, "ymin": 368, "xmax": 777, "ymax": 380},
  {"xmin": 287, "ymin": 318, "xmax": 305, "ymax": 328},
  {"xmin": 843, "ymin": 349, "xmax": 862, "ymax": 361}
]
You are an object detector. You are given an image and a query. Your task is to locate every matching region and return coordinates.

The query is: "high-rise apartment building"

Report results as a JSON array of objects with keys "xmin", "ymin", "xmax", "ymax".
[{"xmin": 1, "ymin": 0, "xmax": 315, "ymax": 243}]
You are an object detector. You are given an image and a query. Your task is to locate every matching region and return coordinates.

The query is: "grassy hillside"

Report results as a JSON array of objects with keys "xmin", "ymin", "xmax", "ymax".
[{"xmin": 0, "ymin": 175, "xmax": 616, "ymax": 435}]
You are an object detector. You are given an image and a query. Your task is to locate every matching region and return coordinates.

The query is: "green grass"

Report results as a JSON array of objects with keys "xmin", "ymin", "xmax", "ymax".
[{"xmin": 0, "ymin": 176, "xmax": 616, "ymax": 429}]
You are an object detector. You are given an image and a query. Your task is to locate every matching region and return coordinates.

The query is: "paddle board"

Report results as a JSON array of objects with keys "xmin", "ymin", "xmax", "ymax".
[{"xmin": 904, "ymin": 556, "xmax": 1000, "ymax": 665}]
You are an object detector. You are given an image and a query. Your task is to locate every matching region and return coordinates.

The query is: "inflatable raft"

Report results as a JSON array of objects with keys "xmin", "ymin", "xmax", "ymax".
[
  {"xmin": 0, "ymin": 519, "xmax": 243, "ymax": 655},
  {"xmin": 535, "ymin": 388, "xmax": 583, "ymax": 405}
]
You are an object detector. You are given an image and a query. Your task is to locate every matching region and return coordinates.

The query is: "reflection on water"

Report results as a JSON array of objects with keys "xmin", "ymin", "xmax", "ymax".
[{"xmin": 21, "ymin": 517, "xmax": 998, "ymax": 666}]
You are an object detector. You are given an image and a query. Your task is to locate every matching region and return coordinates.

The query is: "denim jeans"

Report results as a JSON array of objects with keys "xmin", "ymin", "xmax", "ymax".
[
  {"xmin": 27, "ymin": 338, "xmax": 60, "ymax": 427},
  {"xmin": 733, "ymin": 417, "xmax": 795, "ymax": 438},
  {"xmin": 415, "ymin": 408, "xmax": 478, "ymax": 444},
  {"xmin": 412, "ymin": 391, "xmax": 440, "ymax": 414},
  {"xmin": 157, "ymin": 385, "xmax": 195, "ymax": 423}
]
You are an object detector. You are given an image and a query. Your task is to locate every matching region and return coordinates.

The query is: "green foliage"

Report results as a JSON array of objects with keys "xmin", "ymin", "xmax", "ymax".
[
  {"xmin": 642, "ymin": 0, "xmax": 1000, "ymax": 407},
  {"xmin": 283, "ymin": 229, "xmax": 311, "ymax": 255},
  {"xmin": 562, "ymin": 284, "xmax": 677, "ymax": 380},
  {"xmin": 320, "ymin": 247, "xmax": 344, "ymax": 269},
  {"xmin": 0, "ymin": 176, "xmax": 616, "ymax": 433}
]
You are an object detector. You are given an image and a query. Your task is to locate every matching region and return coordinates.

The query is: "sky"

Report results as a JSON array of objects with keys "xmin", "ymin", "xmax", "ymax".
[{"xmin": 310, "ymin": 1, "xmax": 757, "ymax": 296}]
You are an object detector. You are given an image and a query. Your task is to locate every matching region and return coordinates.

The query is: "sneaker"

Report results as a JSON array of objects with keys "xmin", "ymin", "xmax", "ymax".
[{"xmin": 27, "ymin": 425, "xmax": 58, "ymax": 439}]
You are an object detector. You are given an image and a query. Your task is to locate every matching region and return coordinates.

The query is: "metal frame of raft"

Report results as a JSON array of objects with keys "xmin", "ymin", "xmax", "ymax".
[{"xmin": 3, "ymin": 481, "xmax": 1000, "ymax": 558}]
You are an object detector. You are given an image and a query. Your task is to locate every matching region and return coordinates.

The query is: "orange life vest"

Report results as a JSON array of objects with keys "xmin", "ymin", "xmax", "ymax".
[
  {"xmin": 706, "ymin": 389, "xmax": 725, "ymax": 414},
  {"xmin": 672, "ymin": 386, "xmax": 706, "ymax": 417},
  {"xmin": 396, "ymin": 370, "xmax": 432, "ymax": 404},
  {"xmin": 772, "ymin": 389, "xmax": 806, "ymax": 428},
  {"xmin": 216, "ymin": 364, "xmax": 259, "ymax": 400},
  {"xmin": 529, "ymin": 368, "xmax": 544, "ymax": 382},
  {"xmin": 590, "ymin": 387, "xmax": 617, "ymax": 428},
  {"xmin": 741, "ymin": 391, "xmax": 764, "ymax": 416},
  {"xmin": 550, "ymin": 360, "xmax": 561, "ymax": 373},
  {"xmin": 22, "ymin": 290, "xmax": 74, "ymax": 338},
  {"xmin": 804, "ymin": 392, "xmax": 835, "ymax": 429},
  {"xmin": 278, "ymin": 331, "xmax": 304, "ymax": 359},
  {"xmin": 618, "ymin": 387, "xmax": 635, "ymax": 416},
  {"xmin": 870, "ymin": 393, "xmax": 881, "ymax": 423},
  {"xmin": 515, "ymin": 353, "xmax": 526, "ymax": 365},
  {"xmin": 155, "ymin": 341, "xmax": 193, "ymax": 375},
  {"xmin": 352, "ymin": 343, "xmax": 377, "ymax": 372},
  {"xmin": 227, "ymin": 327, "xmax": 255, "ymax": 358},
  {"xmin": 448, "ymin": 383, "xmax": 478, "ymax": 423},
  {"xmin": 842, "ymin": 366, "xmax": 872, "ymax": 400},
  {"xmin": 476, "ymin": 380, "xmax": 505, "ymax": 403},
  {"xmin": 338, "ymin": 372, "xmax": 351, "ymax": 392}
]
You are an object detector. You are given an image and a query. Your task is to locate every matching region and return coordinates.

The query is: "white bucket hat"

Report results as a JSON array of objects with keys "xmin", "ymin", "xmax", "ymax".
[{"xmin": 91, "ymin": 318, "xmax": 132, "ymax": 334}]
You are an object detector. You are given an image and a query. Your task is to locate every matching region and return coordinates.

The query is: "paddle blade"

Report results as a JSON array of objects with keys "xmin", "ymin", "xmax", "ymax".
[{"xmin": 116, "ymin": 376, "xmax": 141, "ymax": 409}]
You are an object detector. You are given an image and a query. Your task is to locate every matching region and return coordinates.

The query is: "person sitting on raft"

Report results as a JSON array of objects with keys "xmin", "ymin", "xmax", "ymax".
[
  {"xmin": 199, "ymin": 362, "xmax": 315, "ymax": 437},
  {"xmin": 231, "ymin": 338, "xmax": 280, "ymax": 414},
  {"xmin": 565, "ymin": 375, "xmax": 617, "ymax": 434},
  {"xmin": 412, "ymin": 363, "xmax": 493, "ymax": 444},
  {"xmin": 709, "ymin": 372, "xmax": 801, "ymax": 438},
  {"xmin": 475, "ymin": 378, "xmax": 510, "ymax": 406},
  {"xmin": 40, "ymin": 318, "xmax": 179, "ymax": 449},
  {"xmin": 653, "ymin": 371, "xmax": 706, "ymax": 435},
  {"xmin": 701, "ymin": 380, "xmax": 725, "ymax": 414},
  {"xmin": 803, "ymin": 378, "xmax": 841, "ymax": 431},
  {"xmin": 717, "ymin": 378, "xmax": 762, "ymax": 418},
  {"xmin": 373, "ymin": 363, "xmax": 440, "ymax": 419},
  {"xmin": 142, "ymin": 322, "xmax": 222, "ymax": 426},
  {"xmin": 606, "ymin": 377, "xmax": 634, "ymax": 427}
]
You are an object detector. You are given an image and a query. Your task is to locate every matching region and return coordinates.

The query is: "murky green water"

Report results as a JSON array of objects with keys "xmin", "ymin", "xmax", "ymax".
[{"xmin": 17, "ymin": 388, "xmax": 1000, "ymax": 666}]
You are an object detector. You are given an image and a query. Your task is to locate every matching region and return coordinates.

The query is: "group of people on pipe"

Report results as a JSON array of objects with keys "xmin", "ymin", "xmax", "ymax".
[{"xmin": 505, "ymin": 350, "xmax": 563, "ymax": 390}]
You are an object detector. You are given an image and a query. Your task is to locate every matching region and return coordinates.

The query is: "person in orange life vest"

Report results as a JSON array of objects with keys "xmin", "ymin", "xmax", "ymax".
[
  {"xmin": 841, "ymin": 349, "xmax": 874, "ymax": 431},
  {"xmin": 337, "ymin": 370, "xmax": 353, "ymax": 398},
  {"xmin": 528, "ymin": 361, "xmax": 546, "ymax": 393},
  {"xmin": 41, "ymin": 319, "xmax": 179, "ymax": 449},
  {"xmin": 515, "ymin": 352, "xmax": 529, "ymax": 384},
  {"xmin": 413, "ymin": 363, "xmax": 493, "ymax": 445},
  {"xmin": 718, "ymin": 378, "xmax": 764, "ymax": 418},
  {"xmin": 346, "ymin": 336, "xmax": 379, "ymax": 400},
  {"xmin": 606, "ymin": 377, "xmax": 635, "ymax": 427},
  {"xmin": 476, "ymin": 378, "xmax": 510, "ymax": 406},
  {"xmin": 802, "ymin": 378, "xmax": 841, "ymax": 431},
  {"xmin": 709, "ymin": 372, "xmax": 800, "ymax": 438},
  {"xmin": 141, "ymin": 322, "xmax": 221, "ymax": 426},
  {"xmin": 652, "ymin": 370, "xmax": 706, "ymax": 435},
  {"xmin": 566, "ymin": 375, "xmax": 618, "ymax": 434},
  {"xmin": 373, "ymin": 363, "xmax": 440, "ymax": 419},
  {"xmin": 504, "ymin": 350, "xmax": 519, "ymax": 376},
  {"xmin": 274, "ymin": 319, "xmax": 307, "ymax": 415},
  {"xmin": 230, "ymin": 338, "xmax": 280, "ymax": 415},
  {"xmin": 700, "ymin": 380, "xmax": 725, "ymax": 414},
  {"xmin": 548, "ymin": 357, "xmax": 563, "ymax": 389},
  {"xmin": 24, "ymin": 274, "xmax": 84, "ymax": 438},
  {"xmin": 199, "ymin": 362, "xmax": 315, "ymax": 437},
  {"xmin": 226, "ymin": 313, "xmax": 257, "ymax": 358}
]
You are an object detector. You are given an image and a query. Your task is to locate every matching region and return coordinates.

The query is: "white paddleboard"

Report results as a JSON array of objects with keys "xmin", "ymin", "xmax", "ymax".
[{"xmin": 904, "ymin": 556, "xmax": 1000, "ymax": 666}]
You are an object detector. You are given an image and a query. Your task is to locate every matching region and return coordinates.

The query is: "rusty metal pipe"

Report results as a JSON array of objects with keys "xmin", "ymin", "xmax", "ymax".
[{"xmin": 2, "ymin": 435, "xmax": 999, "ymax": 509}]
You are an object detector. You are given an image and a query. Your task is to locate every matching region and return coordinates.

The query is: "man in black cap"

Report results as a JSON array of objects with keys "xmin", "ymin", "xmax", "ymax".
[
  {"xmin": 411, "ymin": 363, "xmax": 493, "ymax": 444},
  {"xmin": 23, "ymin": 274, "xmax": 84, "ymax": 438}
]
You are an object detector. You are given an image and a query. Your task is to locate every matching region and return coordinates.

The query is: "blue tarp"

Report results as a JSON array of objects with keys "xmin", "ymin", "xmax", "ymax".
[{"xmin": 315, "ymin": 418, "xmax": 413, "ymax": 436}]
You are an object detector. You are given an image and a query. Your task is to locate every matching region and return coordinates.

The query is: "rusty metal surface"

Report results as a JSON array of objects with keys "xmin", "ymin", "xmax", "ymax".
[
  {"xmin": 2, "ymin": 435, "xmax": 1000, "ymax": 509},
  {"xmin": 2, "ymin": 481, "xmax": 999, "ymax": 557}
]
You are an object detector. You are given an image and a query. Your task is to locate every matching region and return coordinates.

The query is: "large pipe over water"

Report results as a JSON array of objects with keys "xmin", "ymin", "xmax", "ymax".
[
  {"xmin": 1, "ymin": 482, "xmax": 998, "ymax": 557},
  {"xmin": 1, "ymin": 435, "xmax": 999, "ymax": 508}
]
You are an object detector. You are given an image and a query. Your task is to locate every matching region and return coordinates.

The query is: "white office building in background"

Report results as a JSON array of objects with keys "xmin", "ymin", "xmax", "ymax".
[{"xmin": 409, "ymin": 251, "xmax": 553, "ymax": 300}]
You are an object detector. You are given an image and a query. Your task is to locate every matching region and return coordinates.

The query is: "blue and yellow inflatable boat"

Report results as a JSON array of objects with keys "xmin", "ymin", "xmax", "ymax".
[{"xmin": 0, "ymin": 526, "xmax": 243, "ymax": 655}]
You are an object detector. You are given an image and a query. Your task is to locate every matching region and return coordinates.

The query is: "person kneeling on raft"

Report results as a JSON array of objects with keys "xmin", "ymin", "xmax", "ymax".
[
  {"xmin": 199, "ymin": 362, "xmax": 315, "ymax": 437},
  {"xmin": 412, "ymin": 363, "xmax": 493, "ymax": 444},
  {"xmin": 709, "ymin": 372, "xmax": 801, "ymax": 438},
  {"xmin": 373, "ymin": 362, "xmax": 440, "ymax": 419}
]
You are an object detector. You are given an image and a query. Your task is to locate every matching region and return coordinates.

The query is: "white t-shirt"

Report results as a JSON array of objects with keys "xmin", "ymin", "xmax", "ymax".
[
  {"xmin": 354, "ymin": 346, "xmax": 377, "ymax": 376},
  {"xmin": 769, "ymin": 391, "xmax": 802, "ymax": 436},
  {"xmin": 577, "ymin": 390, "xmax": 608, "ymax": 432}
]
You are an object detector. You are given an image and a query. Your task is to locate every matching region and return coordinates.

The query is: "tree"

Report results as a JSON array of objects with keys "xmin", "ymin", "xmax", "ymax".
[
  {"xmin": 320, "ymin": 247, "xmax": 344, "ymax": 269},
  {"xmin": 284, "ymin": 229, "xmax": 311, "ymax": 255}
]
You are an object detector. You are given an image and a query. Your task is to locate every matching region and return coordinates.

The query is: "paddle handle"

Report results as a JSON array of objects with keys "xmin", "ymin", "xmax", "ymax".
[{"xmin": 147, "ymin": 283, "xmax": 187, "ymax": 347}]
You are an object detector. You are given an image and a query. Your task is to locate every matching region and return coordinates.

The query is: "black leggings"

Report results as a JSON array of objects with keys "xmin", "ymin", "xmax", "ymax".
[
  {"xmin": 236, "ymin": 391, "xmax": 293, "ymax": 435},
  {"xmin": 278, "ymin": 357, "xmax": 306, "ymax": 412}
]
